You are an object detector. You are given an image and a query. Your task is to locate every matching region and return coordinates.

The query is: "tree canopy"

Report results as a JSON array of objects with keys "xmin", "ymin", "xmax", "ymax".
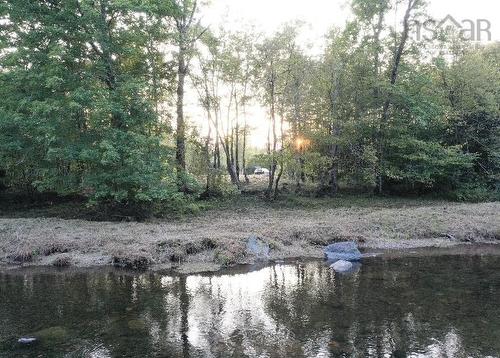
[{"xmin": 0, "ymin": 0, "xmax": 498, "ymax": 216}]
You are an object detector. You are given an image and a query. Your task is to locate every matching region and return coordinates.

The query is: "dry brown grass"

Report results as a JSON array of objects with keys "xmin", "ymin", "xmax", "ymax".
[{"xmin": 0, "ymin": 201, "xmax": 498, "ymax": 272}]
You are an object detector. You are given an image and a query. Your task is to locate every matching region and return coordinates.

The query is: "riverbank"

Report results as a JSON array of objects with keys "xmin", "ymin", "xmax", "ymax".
[{"xmin": 0, "ymin": 200, "xmax": 499, "ymax": 273}]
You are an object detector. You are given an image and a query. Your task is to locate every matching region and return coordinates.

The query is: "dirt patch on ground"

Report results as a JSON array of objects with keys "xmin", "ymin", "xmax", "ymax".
[{"xmin": 0, "ymin": 201, "xmax": 498, "ymax": 273}]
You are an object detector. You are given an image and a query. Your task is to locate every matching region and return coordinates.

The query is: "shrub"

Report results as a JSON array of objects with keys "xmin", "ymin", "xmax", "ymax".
[
  {"xmin": 202, "ymin": 169, "xmax": 240, "ymax": 199},
  {"xmin": 449, "ymin": 183, "xmax": 498, "ymax": 202}
]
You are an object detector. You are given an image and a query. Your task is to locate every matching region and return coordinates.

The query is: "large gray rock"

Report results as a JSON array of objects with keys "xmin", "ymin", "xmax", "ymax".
[
  {"xmin": 330, "ymin": 260, "xmax": 353, "ymax": 272},
  {"xmin": 246, "ymin": 235, "xmax": 270, "ymax": 261},
  {"xmin": 324, "ymin": 241, "xmax": 362, "ymax": 262}
]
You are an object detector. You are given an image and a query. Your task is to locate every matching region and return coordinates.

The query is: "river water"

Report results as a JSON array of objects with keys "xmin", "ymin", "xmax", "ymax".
[{"xmin": 1, "ymin": 251, "xmax": 500, "ymax": 357}]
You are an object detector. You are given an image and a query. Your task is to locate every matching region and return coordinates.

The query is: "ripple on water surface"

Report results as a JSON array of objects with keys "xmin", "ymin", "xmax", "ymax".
[{"xmin": 1, "ymin": 253, "xmax": 500, "ymax": 357}]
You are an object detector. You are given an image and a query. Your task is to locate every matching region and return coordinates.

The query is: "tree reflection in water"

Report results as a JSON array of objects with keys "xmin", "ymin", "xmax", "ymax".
[{"xmin": 1, "ymin": 254, "xmax": 499, "ymax": 357}]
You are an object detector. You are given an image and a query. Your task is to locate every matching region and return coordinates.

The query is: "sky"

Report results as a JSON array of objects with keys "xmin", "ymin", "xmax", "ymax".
[
  {"xmin": 187, "ymin": 0, "xmax": 500, "ymax": 148},
  {"xmin": 203, "ymin": 0, "xmax": 500, "ymax": 40}
]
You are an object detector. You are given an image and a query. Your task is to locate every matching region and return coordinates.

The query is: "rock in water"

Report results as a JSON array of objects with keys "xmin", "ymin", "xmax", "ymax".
[
  {"xmin": 324, "ymin": 241, "xmax": 362, "ymax": 262},
  {"xmin": 18, "ymin": 337, "xmax": 37, "ymax": 345},
  {"xmin": 246, "ymin": 235, "xmax": 270, "ymax": 261},
  {"xmin": 330, "ymin": 260, "xmax": 353, "ymax": 272}
]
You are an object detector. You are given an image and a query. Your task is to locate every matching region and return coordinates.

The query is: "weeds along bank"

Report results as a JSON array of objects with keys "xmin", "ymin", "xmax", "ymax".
[{"xmin": 1, "ymin": 201, "xmax": 498, "ymax": 273}]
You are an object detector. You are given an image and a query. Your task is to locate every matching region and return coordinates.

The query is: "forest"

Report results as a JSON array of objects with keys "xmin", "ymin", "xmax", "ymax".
[{"xmin": 0, "ymin": 0, "xmax": 499, "ymax": 217}]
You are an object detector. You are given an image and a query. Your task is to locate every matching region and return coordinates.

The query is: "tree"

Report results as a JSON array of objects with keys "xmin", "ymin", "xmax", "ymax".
[
  {"xmin": 436, "ymin": 43, "xmax": 500, "ymax": 196},
  {"xmin": 376, "ymin": 0, "xmax": 421, "ymax": 193},
  {"xmin": 191, "ymin": 28, "xmax": 248, "ymax": 189},
  {"xmin": 0, "ymin": 0, "xmax": 196, "ymax": 215},
  {"xmin": 1, "ymin": 0, "xmax": 498, "ymax": 210},
  {"xmin": 254, "ymin": 24, "xmax": 302, "ymax": 198},
  {"xmin": 171, "ymin": 0, "xmax": 206, "ymax": 173}
]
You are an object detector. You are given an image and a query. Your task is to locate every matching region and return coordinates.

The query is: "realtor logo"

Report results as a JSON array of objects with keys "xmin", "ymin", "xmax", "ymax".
[
  {"xmin": 438, "ymin": 15, "xmax": 462, "ymax": 30},
  {"xmin": 413, "ymin": 14, "xmax": 492, "ymax": 42}
]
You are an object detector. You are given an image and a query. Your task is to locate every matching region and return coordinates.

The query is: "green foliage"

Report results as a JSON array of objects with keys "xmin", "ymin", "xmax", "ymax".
[
  {"xmin": 300, "ymin": 152, "xmax": 331, "ymax": 181},
  {"xmin": 0, "ymin": 0, "xmax": 195, "ymax": 217},
  {"xmin": 205, "ymin": 170, "xmax": 240, "ymax": 198},
  {"xmin": 385, "ymin": 138, "xmax": 476, "ymax": 190},
  {"xmin": 448, "ymin": 183, "xmax": 499, "ymax": 203},
  {"xmin": 289, "ymin": 7, "xmax": 500, "ymax": 197},
  {"xmin": 0, "ymin": 0, "xmax": 498, "ymax": 216},
  {"xmin": 79, "ymin": 130, "xmax": 177, "ymax": 204}
]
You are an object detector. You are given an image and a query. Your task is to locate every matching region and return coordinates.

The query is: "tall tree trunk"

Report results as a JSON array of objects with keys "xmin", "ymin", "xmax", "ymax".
[
  {"xmin": 266, "ymin": 115, "xmax": 271, "ymax": 156},
  {"xmin": 220, "ymin": 136, "xmax": 239, "ymax": 188},
  {"xmin": 240, "ymin": 67, "xmax": 251, "ymax": 184},
  {"xmin": 214, "ymin": 108, "xmax": 220, "ymax": 169},
  {"xmin": 205, "ymin": 107, "xmax": 212, "ymax": 193},
  {"xmin": 371, "ymin": 5, "xmax": 386, "ymax": 186},
  {"xmin": 208, "ymin": 109, "xmax": 240, "ymax": 188},
  {"xmin": 226, "ymin": 85, "xmax": 234, "ymax": 171},
  {"xmin": 373, "ymin": 7, "xmax": 385, "ymax": 82},
  {"xmin": 376, "ymin": 0, "xmax": 418, "ymax": 194},
  {"xmin": 98, "ymin": 0, "xmax": 115, "ymax": 90},
  {"xmin": 327, "ymin": 63, "xmax": 342, "ymax": 196},
  {"xmin": 173, "ymin": 0, "xmax": 203, "ymax": 173},
  {"xmin": 266, "ymin": 71, "xmax": 277, "ymax": 198},
  {"xmin": 274, "ymin": 107, "xmax": 285, "ymax": 199},
  {"xmin": 224, "ymin": 147, "xmax": 239, "ymax": 188},
  {"xmin": 234, "ymin": 91, "xmax": 240, "ymax": 180},
  {"xmin": 242, "ymin": 103, "xmax": 249, "ymax": 183},
  {"xmin": 176, "ymin": 45, "xmax": 187, "ymax": 171},
  {"xmin": 97, "ymin": 0, "xmax": 122, "ymax": 129},
  {"xmin": 230, "ymin": 127, "xmax": 234, "ymax": 166},
  {"xmin": 146, "ymin": 40, "xmax": 160, "ymax": 121}
]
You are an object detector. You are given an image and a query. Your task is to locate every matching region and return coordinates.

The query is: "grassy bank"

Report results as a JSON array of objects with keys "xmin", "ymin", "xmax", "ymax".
[{"xmin": 0, "ymin": 195, "xmax": 499, "ymax": 273}]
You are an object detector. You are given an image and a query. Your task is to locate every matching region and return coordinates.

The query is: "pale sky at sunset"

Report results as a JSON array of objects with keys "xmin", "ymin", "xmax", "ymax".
[
  {"xmin": 203, "ymin": 0, "xmax": 500, "ymax": 39},
  {"xmin": 187, "ymin": 0, "xmax": 500, "ymax": 148}
]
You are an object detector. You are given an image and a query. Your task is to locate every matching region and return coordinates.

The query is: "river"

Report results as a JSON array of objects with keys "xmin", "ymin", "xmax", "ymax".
[{"xmin": 1, "ymin": 249, "xmax": 499, "ymax": 357}]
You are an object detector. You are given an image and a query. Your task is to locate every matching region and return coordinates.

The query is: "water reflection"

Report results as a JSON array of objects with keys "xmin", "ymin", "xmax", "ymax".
[{"xmin": 1, "ymin": 254, "xmax": 499, "ymax": 357}]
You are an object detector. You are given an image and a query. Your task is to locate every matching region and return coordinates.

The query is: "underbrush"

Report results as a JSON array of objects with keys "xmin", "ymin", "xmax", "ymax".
[
  {"xmin": 0, "ymin": 191, "xmax": 207, "ymax": 221},
  {"xmin": 1, "ymin": 180, "xmax": 497, "ymax": 222},
  {"xmin": 448, "ymin": 183, "xmax": 500, "ymax": 203},
  {"xmin": 206, "ymin": 191, "xmax": 447, "ymax": 212}
]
